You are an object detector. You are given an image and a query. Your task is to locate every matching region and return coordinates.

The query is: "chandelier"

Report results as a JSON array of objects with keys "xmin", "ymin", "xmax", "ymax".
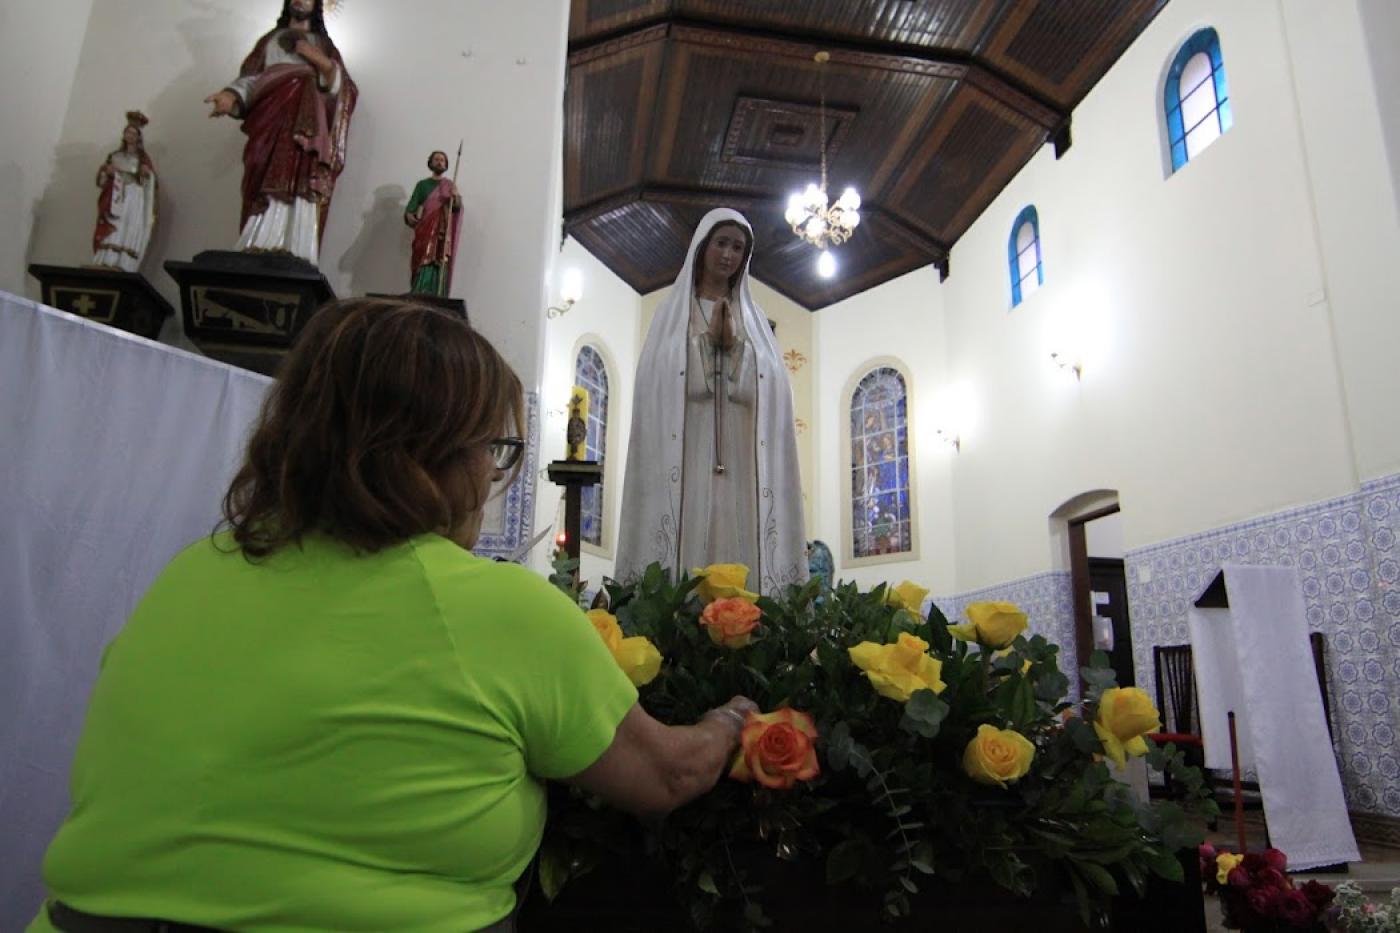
[{"xmin": 784, "ymin": 51, "xmax": 861, "ymax": 274}]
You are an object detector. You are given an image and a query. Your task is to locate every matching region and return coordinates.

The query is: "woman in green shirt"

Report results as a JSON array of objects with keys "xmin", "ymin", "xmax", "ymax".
[{"xmin": 30, "ymin": 298, "xmax": 754, "ymax": 933}]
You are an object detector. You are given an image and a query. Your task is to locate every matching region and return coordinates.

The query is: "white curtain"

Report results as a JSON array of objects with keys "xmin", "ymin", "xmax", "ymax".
[
  {"xmin": 1188, "ymin": 564, "xmax": 1360, "ymax": 870},
  {"xmin": 0, "ymin": 293, "xmax": 271, "ymax": 926}
]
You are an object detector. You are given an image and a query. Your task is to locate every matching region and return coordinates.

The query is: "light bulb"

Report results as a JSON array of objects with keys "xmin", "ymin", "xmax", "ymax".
[
  {"xmin": 806, "ymin": 216, "xmax": 827, "ymax": 239},
  {"xmin": 817, "ymin": 249, "xmax": 836, "ymax": 278},
  {"xmin": 560, "ymin": 268, "xmax": 584, "ymax": 304},
  {"xmin": 837, "ymin": 187, "xmax": 861, "ymax": 211},
  {"xmin": 847, "ymin": 210, "xmax": 860, "ymax": 229}
]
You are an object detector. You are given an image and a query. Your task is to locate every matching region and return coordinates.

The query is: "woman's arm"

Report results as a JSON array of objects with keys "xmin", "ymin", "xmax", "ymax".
[{"xmin": 562, "ymin": 697, "xmax": 755, "ymax": 816}]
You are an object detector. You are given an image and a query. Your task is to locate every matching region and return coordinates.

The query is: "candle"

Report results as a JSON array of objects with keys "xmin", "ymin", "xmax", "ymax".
[{"xmin": 566, "ymin": 385, "xmax": 590, "ymax": 461}]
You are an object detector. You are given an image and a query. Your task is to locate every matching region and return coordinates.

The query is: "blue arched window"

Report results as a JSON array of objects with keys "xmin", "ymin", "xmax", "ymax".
[
  {"xmin": 1008, "ymin": 205, "xmax": 1042, "ymax": 308},
  {"xmin": 850, "ymin": 367, "xmax": 913, "ymax": 560},
  {"xmin": 1165, "ymin": 28, "xmax": 1231, "ymax": 172},
  {"xmin": 574, "ymin": 344, "xmax": 609, "ymax": 547}
]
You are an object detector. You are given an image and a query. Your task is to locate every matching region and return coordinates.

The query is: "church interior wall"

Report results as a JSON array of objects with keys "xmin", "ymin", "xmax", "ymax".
[
  {"xmin": 938, "ymin": 0, "xmax": 1364, "ymax": 592},
  {"xmin": 811, "ymin": 265, "xmax": 958, "ymax": 596},
  {"xmin": 0, "ymin": 0, "xmax": 95, "ymax": 300},
  {"xmin": 536, "ymin": 236, "xmax": 642, "ymax": 583},
  {"xmin": 18, "ymin": 0, "xmax": 570, "ymax": 385}
]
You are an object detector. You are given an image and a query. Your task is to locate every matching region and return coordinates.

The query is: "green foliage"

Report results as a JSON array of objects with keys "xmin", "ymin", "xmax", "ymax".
[{"xmin": 540, "ymin": 564, "xmax": 1217, "ymax": 930}]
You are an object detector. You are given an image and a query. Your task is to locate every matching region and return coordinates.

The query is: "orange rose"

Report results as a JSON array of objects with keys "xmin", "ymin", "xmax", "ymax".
[
  {"xmin": 700, "ymin": 597, "xmax": 761, "ymax": 648},
  {"xmin": 729, "ymin": 708, "xmax": 820, "ymax": 790}
]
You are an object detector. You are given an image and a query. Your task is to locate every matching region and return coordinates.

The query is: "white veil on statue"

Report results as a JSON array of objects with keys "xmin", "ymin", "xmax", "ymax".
[{"xmin": 615, "ymin": 208, "xmax": 807, "ymax": 595}]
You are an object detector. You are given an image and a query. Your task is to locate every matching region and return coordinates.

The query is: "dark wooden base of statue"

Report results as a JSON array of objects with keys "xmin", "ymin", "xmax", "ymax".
[
  {"xmin": 366, "ymin": 292, "xmax": 468, "ymax": 320},
  {"xmin": 27, "ymin": 264, "xmax": 174, "ymax": 341},
  {"xmin": 164, "ymin": 250, "xmax": 336, "ymax": 376},
  {"xmin": 546, "ymin": 460, "xmax": 602, "ymax": 567}
]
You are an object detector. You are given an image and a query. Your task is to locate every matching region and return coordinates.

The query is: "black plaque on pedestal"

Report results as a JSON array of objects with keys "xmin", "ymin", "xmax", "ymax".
[
  {"xmin": 366, "ymin": 292, "xmax": 468, "ymax": 321},
  {"xmin": 164, "ymin": 250, "xmax": 336, "ymax": 376},
  {"xmin": 28, "ymin": 264, "xmax": 174, "ymax": 341}
]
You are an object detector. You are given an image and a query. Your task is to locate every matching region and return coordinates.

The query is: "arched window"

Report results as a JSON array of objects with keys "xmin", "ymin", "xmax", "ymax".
[
  {"xmin": 1165, "ymin": 28, "xmax": 1231, "ymax": 172},
  {"xmin": 1008, "ymin": 205, "xmax": 1042, "ymax": 308},
  {"xmin": 574, "ymin": 344, "xmax": 609, "ymax": 548},
  {"xmin": 849, "ymin": 366, "xmax": 913, "ymax": 560}
]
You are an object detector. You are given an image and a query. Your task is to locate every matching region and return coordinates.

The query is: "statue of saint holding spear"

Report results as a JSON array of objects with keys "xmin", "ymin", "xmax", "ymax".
[{"xmin": 403, "ymin": 143, "xmax": 463, "ymax": 296}]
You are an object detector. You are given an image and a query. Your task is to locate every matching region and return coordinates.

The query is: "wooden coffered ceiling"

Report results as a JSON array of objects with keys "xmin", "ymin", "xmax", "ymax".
[{"xmin": 564, "ymin": 0, "xmax": 1169, "ymax": 310}]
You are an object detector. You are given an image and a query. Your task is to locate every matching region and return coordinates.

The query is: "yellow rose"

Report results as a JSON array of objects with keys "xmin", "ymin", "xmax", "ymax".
[
  {"xmin": 1215, "ymin": 851, "xmax": 1244, "ymax": 885},
  {"xmin": 1092, "ymin": 687, "xmax": 1161, "ymax": 767},
  {"xmin": 848, "ymin": 633, "xmax": 946, "ymax": 703},
  {"xmin": 949, "ymin": 601, "xmax": 1029, "ymax": 649},
  {"xmin": 962, "ymin": 724, "xmax": 1036, "ymax": 788},
  {"xmin": 692, "ymin": 563, "xmax": 758, "ymax": 603},
  {"xmin": 587, "ymin": 609, "xmax": 662, "ymax": 686},
  {"xmin": 587, "ymin": 608, "xmax": 622, "ymax": 651},
  {"xmin": 614, "ymin": 635, "xmax": 662, "ymax": 686},
  {"xmin": 885, "ymin": 580, "xmax": 930, "ymax": 613}
]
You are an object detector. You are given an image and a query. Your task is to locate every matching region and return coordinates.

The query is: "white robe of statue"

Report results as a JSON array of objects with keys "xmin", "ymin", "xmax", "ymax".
[
  {"xmin": 616, "ymin": 209, "xmax": 807, "ymax": 595},
  {"xmin": 92, "ymin": 152, "xmax": 156, "ymax": 273},
  {"xmin": 228, "ymin": 31, "xmax": 344, "ymax": 265}
]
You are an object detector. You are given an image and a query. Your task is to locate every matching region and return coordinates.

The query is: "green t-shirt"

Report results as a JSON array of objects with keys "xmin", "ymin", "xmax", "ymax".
[{"xmin": 29, "ymin": 533, "xmax": 637, "ymax": 932}]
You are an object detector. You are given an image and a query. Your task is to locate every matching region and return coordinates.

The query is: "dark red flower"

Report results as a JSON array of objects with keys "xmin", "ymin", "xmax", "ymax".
[
  {"xmin": 1243, "ymin": 851, "xmax": 1270, "ymax": 874},
  {"xmin": 1300, "ymin": 879, "xmax": 1335, "ymax": 909},
  {"xmin": 1261, "ymin": 848, "xmax": 1289, "ymax": 873},
  {"xmin": 1228, "ymin": 866, "xmax": 1251, "ymax": 888},
  {"xmin": 1254, "ymin": 867, "xmax": 1289, "ymax": 891},
  {"xmin": 1275, "ymin": 888, "xmax": 1316, "ymax": 927},
  {"xmin": 1246, "ymin": 885, "xmax": 1280, "ymax": 919}
]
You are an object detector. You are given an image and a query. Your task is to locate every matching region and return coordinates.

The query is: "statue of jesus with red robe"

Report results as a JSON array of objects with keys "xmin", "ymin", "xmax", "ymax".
[{"xmin": 204, "ymin": 0, "xmax": 357, "ymax": 267}]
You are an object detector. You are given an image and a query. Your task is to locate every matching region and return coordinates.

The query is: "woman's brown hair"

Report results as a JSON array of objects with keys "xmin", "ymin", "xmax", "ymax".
[{"xmin": 222, "ymin": 298, "xmax": 524, "ymax": 558}]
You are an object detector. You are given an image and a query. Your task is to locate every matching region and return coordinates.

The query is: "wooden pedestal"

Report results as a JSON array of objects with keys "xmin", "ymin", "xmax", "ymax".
[{"xmin": 27, "ymin": 264, "xmax": 174, "ymax": 341}]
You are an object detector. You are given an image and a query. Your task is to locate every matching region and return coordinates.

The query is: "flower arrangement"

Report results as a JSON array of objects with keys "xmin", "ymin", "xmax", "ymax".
[
  {"xmin": 541, "ymin": 559, "xmax": 1217, "ymax": 930},
  {"xmin": 1327, "ymin": 881, "xmax": 1400, "ymax": 932},
  {"xmin": 1199, "ymin": 844, "xmax": 1336, "ymax": 931}
]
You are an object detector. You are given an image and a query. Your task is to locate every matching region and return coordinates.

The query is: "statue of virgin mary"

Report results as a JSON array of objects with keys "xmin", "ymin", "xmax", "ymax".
[{"xmin": 615, "ymin": 209, "xmax": 807, "ymax": 596}]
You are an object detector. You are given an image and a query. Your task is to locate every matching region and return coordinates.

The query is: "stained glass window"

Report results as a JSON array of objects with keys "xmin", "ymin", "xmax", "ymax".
[
  {"xmin": 850, "ymin": 367, "xmax": 913, "ymax": 560},
  {"xmin": 1165, "ymin": 28, "xmax": 1231, "ymax": 173},
  {"xmin": 574, "ymin": 344, "xmax": 609, "ymax": 547},
  {"xmin": 1008, "ymin": 205, "xmax": 1042, "ymax": 309}
]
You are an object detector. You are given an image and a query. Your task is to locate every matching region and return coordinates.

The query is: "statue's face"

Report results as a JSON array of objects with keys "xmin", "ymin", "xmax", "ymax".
[
  {"xmin": 429, "ymin": 153, "xmax": 449, "ymax": 175},
  {"xmin": 701, "ymin": 224, "xmax": 748, "ymax": 282},
  {"xmin": 122, "ymin": 126, "xmax": 141, "ymax": 147},
  {"xmin": 288, "ymin": 0, "xmax": 316, "ymax": 18}
]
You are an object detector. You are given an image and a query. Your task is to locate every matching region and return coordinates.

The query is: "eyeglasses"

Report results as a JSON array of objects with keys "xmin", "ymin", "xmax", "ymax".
[{"xmin": 488, "ymin": 437, "xmax": 525, "ymax": 471}]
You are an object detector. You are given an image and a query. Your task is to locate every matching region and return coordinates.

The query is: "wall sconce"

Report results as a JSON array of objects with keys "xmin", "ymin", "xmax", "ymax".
[
  {"xmin": 547, "ymin": 268, "xmax": 584, "ymax": 318},
  {"xmin": 935, "ymin": 428, "xmax": 961, "ymax": 452},
  {"xmin": 1049, "ymin": 351, "xmax": 1083, "ymax": 381}
]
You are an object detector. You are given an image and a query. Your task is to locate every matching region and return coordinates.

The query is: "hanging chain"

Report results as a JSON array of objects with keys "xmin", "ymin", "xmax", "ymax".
[{"xmin": 816, "ymin": 50, "xmax": 830, "ymax": 194}]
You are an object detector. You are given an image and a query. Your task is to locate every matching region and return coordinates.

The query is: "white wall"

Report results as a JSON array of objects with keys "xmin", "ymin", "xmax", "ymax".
[
  {"xmin": 938, "ymin": 0, "xmax": 1364, "ymax": 589},
  {"xmin": 1279, "ymin": 0, "xmax": 1400, "ymax": 482},
  {"xmin": 1357, "ymin": 0, "xmax": 1400, "ymax": 225},
  {"xmin": 0, "ymin": 0, "xmax": 94, "ymax": 298},
  {"xmin": 812, "ymin": 266, "xmax": 957, "ymax": 594},
  {"xmin": 21, "ymin": 0, "xmax": 569, "ymax": 384},
  {"xmin": 535, "ymin": 236, "xmax": 641, "ymax": 584}
]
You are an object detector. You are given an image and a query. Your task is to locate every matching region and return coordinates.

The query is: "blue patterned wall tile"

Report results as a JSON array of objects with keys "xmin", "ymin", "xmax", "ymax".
[
  {"xmin": 472, "ymin": 391, "xmax": 539, "ymax": 561},
  {"xmin": 943, "ymin": 572, "xmax": 1079, "ymax": 699},
  {"xmin": 1125, "ymin": 474, "xmax": 1400, "ymax": 817}
]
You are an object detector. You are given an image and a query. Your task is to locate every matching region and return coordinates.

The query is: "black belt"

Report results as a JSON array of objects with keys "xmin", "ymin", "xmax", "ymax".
[{"xmin": 47, "ymin": 902, "xmax": 224, "ymax": 933}]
